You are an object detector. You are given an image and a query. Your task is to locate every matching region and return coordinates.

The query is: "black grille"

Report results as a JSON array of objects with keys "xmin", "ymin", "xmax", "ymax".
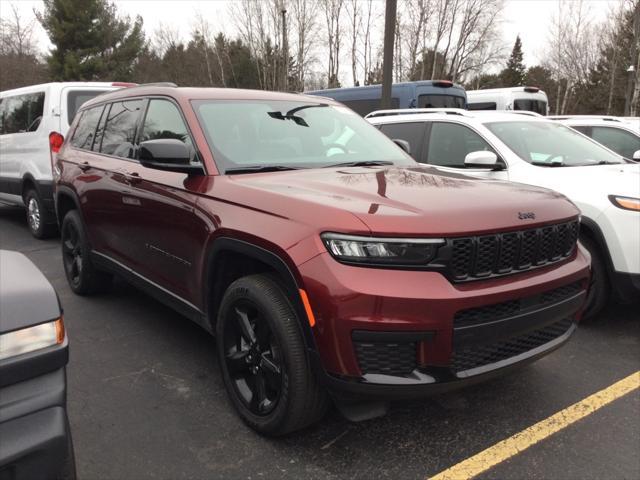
[
  {"xmin": 452, "ymin": 318, "xmax": 573, "ymax": 372},
  {"xmin": 454, "ymin": 281, "xmax": 583, "ymax": 328},
  {"xmin": 449, "ymin": 220, "xmax": 579, "ymax": 281},
  {"xmin": 354, "ymin": 341, "xmax": 417, "ymax": 376}
]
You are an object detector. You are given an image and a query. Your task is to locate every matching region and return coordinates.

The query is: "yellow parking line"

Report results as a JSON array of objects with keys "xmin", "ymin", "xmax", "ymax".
[{"xmin": 429, "ymin": 371, "xmax": 640, "ymax": 480}]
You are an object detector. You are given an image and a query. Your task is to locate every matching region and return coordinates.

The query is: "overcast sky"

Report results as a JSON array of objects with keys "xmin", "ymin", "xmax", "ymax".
[{"xmin": 1, "ymin": 0, "xmax": 616, "ymax": 73}]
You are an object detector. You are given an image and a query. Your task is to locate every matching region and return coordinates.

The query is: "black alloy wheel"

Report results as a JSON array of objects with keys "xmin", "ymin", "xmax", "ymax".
[
  {"xmin": 216, "ymin": 274, "xmax": 328, "ymax": 435},
  {"xmin": 62, "ymin": 218, "xmax": 83, "ymax": 289},
  {"xmin": 222, "ymin": 301, "xmax": 283, "ymax": 416},
  {"xmin": 60, "ymin": 210, "xmax": 112, "ymax": 295}
]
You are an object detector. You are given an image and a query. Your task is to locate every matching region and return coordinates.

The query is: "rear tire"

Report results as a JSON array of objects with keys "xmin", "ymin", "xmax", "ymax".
[
  {"xmin": 216, "ymin": 274, "xmax": 328, "ymax": 436},
  {"xmin": 61, "ymin": 210, "xmax": 112, "ymax": 295},
  {"xmin": 24, "ymin": 188, "xmax": 57, "ymax": 239},
  {"xmin": 580, "ymin": 235, "xmax": 609, "ymax": 321}
]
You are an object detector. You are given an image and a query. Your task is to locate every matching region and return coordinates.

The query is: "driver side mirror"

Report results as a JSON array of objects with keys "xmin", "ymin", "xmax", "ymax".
[
  {"xmin": 633, "ymin": 150, "xmax": 640, "ymax": 161},
  {"xmin": 464, "ymin": 151, "xmax": 502, "ymax": 170},
  {"xmin": 139, "ymin": 139, "xmax": 203, "ymax": 175},
  {"xmin": 392, "ymin": 138, "xmax": 411, "ymax": 155}
]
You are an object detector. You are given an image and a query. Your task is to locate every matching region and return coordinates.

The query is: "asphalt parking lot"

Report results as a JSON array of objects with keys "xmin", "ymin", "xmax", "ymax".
[{"xmin": 1, "ymin": 205, "xmax": 639, "ymax": 480}]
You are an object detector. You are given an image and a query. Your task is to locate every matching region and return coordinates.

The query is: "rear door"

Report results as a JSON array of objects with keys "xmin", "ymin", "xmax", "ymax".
[{"xmin": 422, "ymin": 121, "xmax": 509, "ymax": 181}]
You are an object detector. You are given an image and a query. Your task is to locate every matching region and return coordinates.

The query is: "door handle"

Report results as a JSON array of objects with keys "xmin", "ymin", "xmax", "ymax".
[
  {"xmin": 78, "ymin": 161, "xmax": 91, "ymax": 172},
  {"xmin": 124, "ymin": 171, "xmax": 142, "ymax": 185}
]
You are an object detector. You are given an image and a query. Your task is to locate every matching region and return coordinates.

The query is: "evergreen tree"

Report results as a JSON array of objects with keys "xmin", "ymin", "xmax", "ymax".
[
  {"xmin": 501, "ymin": 35, "xmax": 526, "ymax": 86},
  {"xmin": 37, "ymin": 0, "xmax": 145, "ymax": 81}
]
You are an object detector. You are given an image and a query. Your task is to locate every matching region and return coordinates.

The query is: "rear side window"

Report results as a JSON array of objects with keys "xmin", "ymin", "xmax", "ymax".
[
  {"xmin": 67, "ymin": 90, "xmax": 109, "ymax": 125},
  {"xmin": 426, "ymin": 122, "xmax": 494, "ymax": 168},
  {"xmin": 70, "ymin": 106, "xmax": 104, "ymax": 150},
  {"xmin": 418, "ymin": 94, "xmax": 465, "ymax": 109},
  {"xmin": 100, "ymin": 100, "xmax": 144, "ymax": 158},
  {"xmin": 513, "ymin": 99, "xmax": 547, "ymax": 115},
  {"xmin": 468, "ymin": 102, "xmax": 497, "ymax": 111},
  {"xmin": 140, "ymin": 99, "xmax": 198, "ymax": 163},
  {"xmin": 591, "ymin": 126, "xmax": 640, "ymax": 160},
  {"xmin": 0, "ymin": 92, "xmax": 45, "ymax": 134},
  {"xmin": 379, "ymin": 122, "xmax": 425, "ymax": 160}
]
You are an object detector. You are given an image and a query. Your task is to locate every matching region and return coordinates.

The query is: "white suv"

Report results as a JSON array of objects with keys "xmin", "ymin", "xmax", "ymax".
[
  {"xmin": 367, "ymin": 109, "xmax": 640, "ymax": 318},
  {"xmin": 550, "ymin": 116, "xmax": 640, "ymax": 161},
  {"xmin": 0, "ymin": 82, "xmax": 133, "ymax": 237}
]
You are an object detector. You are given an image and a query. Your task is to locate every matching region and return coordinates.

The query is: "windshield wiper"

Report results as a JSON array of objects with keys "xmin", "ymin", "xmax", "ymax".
[
  {"xmin": 324, "ymin": 160, "xmax": 394, "ymax": 168},
  {"xmin": 531, "ymin": 161, "xmax": 566, "ymax": 167},
  {"xmin": 225, "ymin": 165, "xmax": 300, "ymax": 174}
]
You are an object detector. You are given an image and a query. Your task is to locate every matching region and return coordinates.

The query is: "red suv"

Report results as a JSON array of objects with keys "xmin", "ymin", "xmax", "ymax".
[{"xmin": 54, "ymin": 85, "xmax": 590, "ymax": 435}]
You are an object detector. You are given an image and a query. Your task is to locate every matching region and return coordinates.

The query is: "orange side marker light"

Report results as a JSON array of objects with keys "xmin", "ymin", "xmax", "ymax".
[{"xmin": 299, "ymin": 289, "xmax": 316, "ymax": 327}]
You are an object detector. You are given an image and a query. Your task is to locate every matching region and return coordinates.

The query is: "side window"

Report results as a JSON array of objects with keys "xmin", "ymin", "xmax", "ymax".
[
  {"xmin": 342, "ymin": 97, "xmax": 400, "ymax": 116},
  {"xmin": 468, "ymin": 102, "xmax": 497, "ymax": 111},
  {"xmin": 591, "ymin": 126, "xmax": 640, "ymax": 160},
  {"xmin": 0, "ymin": 99, "xmax": 4, "ymax": 134},
  {"xmin": 426, "ymin": 122, "xmax": 495, "ymax": 168},
  {"xmin": 70, "ymin": 106, "xmax": 104, "ymax": 150},
  {"xmin": 379, "ymin": 122, "xmax": 426, "ymax": 160},
  {"xmin": 1, "ymin": 92, "xmax": 45, "ymax": 134},
  {"xmin": 141, "ymin": 99, "xmax": 198, "ymax": 163},
  {"xmin": 100, "ymin": 99, "xmax": 144, "ymax": 158},
  {"xmin": 571, "ymin": 125, "xmax": 591, "ymax": 136}
]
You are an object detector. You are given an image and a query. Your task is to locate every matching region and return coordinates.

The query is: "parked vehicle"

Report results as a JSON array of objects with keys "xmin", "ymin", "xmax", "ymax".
[
  {"xmin": 0, "ymin": 82, "xmax": 135, "ymax": 238},
  {"xmin": 0, "ymin": 250, "xmax": 75, "ymax": 480},
  {"xmin": 368, "ymin": 108, "xmax": 639, "ymax": 318},
  {"xmin": 55, "ymin": 86, "xmax": 589, "ymax": 435},
  {"xmin": 467, "ymin": 87, "xmax": 549, "ymax": 115},
  {"xmin": 550, "ymin": 116, "xmax": 640, "ymax": 161},
  {"xmin": 306, "ymin": 80, "xmax": 467, "ymax": 116}
]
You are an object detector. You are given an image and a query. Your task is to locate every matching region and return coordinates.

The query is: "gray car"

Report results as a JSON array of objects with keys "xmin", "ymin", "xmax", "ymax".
[{"xmin": 0, "ymin": 250, "xmax": 75, "ymax": 480}]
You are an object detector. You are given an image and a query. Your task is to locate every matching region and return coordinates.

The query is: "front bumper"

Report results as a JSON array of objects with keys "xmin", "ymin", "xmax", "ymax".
[
  {"xmin": 300, "ymin": 246, "xmax": 590, "ymax": 398},
  {"xmin": 0, "ymin": 368, "xmax": 73, "ymax": 480}
]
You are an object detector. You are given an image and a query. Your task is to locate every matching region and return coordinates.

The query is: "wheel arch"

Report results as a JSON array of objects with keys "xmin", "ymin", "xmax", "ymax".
[
  {"xmin": 579, "ymin": 216, "xmax": 614, "ymax": 279},
  {"xmin": 55, "ymin": 185, "xmax": 83, "ymax": 227},
  {"xmin": 203, "ymin": 236, "xmax": 318, "ymax": 353}
]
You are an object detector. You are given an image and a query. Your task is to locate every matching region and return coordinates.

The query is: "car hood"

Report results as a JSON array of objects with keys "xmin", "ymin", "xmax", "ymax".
[
  {"xmin": 0, "ymin": 250, "xmax": 61, "ymax": 334},
  {"xmin": 526, "ymin": 162, "xmax": 640, "ymax": 200},
  {"xmin": 218, "ymin": 166, "xmax": 578, "ymax": 236}
]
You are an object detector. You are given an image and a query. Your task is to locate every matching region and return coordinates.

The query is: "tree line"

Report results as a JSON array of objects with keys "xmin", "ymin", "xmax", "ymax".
[{"xmin": 1, "ymin": 0, "xmax": 638, "ymax": 115}]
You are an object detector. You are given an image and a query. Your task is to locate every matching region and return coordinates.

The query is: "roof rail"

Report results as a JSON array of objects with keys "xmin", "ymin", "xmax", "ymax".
[
  {"xmin": 548, "ymin": 115, "xmax": 622, "ymax": 122},
  {"xmin": 365, "ymin": 108, "xmax": 473, "ymax": 119},
  {"xmin": 136, "ymin": 82, "xmax": 178, "ymax": 88}
]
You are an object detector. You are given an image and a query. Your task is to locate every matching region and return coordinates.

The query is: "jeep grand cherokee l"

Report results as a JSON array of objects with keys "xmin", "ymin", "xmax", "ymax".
[{"xmin": 53, "ymin": 86, "xmax": 590, "ymax": 435}]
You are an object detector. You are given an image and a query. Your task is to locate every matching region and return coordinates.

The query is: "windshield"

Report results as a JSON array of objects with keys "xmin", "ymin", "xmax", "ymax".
[
  {"xmin": 418, "ymin": 94, "xmax": 466, "ymax": 109},
  {"xmin": 192, "ymin": 99, "xmax": 413, "ymax": 172},
  {"xmin": 485, "ymin": 121, "xmax": 624, "ymax": 167},
  {"xmin": 513, "ymin": 99, "xmax": 547, "ymax": 115}
]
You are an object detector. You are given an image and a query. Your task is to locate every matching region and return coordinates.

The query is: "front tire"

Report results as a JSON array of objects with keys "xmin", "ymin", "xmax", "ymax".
[
  {"xmin": 61, "ymin": 210, "xmax": 112, "ymax": 295},
  {"xmin": 24, "ymin": 188, "xmax": 57, "ymax": 239},
  {"xmin": 580, "ymin": 235, "xmax": 609, "ymax": 320},
  {"xmin": 217, "ymin": 274, "xmax": 328, "ymax": 436}
]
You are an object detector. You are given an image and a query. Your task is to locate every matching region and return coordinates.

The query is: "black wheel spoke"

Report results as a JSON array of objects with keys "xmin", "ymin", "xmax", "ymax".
[
  {"xmin": 226, "ymin": 349, "xmax": 250, "ymax": 375},
  {"xmin": 235, "ymin": 307, "xmax": 257, "ymax": 344},
  {"xmin": 259, "ymin": 354, "xmax": 281, "ymax": 390},
  {"xmin": 251, "ymin": 373, "xmax": 268, "ymax": 413}
]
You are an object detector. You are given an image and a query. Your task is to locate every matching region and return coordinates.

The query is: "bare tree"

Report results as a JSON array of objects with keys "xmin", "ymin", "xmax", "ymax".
[
  {"xmin": 291, "ymin": 0, "xmax": 319, "ymax": 91},
  {"xmin": 361, "ymin": 0, "xmax": 376, "ymax": 84},
  {"xmin": 345, "ymin": 0, "xmax": 361, "ymax": 86},
  {"xmin": 401, "ymin": 0, "xmax": 433, "ymax": 80},
  {"xmin": 0, "ymin": 4, "xmax": 38, "ymax": 56},
  {"xmin": 323, "ymin": 0, "xmax": 344, "ymax": 87}
]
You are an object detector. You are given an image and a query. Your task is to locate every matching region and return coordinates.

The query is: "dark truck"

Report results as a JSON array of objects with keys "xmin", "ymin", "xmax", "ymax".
[{"xmin": 0, "ymin": 250, "xmax": 75, "ymax": 480}]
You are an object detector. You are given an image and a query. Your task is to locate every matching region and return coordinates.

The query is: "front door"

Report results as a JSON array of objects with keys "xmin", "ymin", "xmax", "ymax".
[{"xmin": 422, "ymin": 121, "xmax": 509, "ymax": 181}]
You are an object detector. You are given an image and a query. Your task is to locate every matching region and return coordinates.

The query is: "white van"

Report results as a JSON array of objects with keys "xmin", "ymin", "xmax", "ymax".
[
  {"xmin": 467, "ymin": 86, "xmax": 549, "ymax": 115},
  {"xmin": 0, "ymin": 82, "xmax": 134, "ymax": 237}
]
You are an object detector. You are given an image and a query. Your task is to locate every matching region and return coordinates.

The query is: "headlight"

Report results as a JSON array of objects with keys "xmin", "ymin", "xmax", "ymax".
[
  {"xmin": 0, "ymin": 318, "xmax": 65, "ymax": 361},
  {"xmin": 321, "ymin": 233, "xmax": 444, "ymax": 266},
  {"xmin": 609, "ymin": 195, "xmax": 640, "ymax": 212}
]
